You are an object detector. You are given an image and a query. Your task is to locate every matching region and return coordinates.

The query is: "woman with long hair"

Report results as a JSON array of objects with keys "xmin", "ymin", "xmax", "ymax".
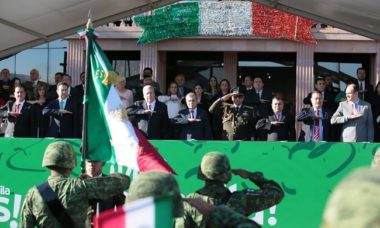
[
  {"xmin": 193, "ymin": 83, "xmax": 209, "ymax": 111},
  {"xmin": 204, "ymin": 76, "xmax": 219, "ymax": 101},
  {"xmin": 28, "ymin": 83, "xmax": 49, "ymax": 137}
]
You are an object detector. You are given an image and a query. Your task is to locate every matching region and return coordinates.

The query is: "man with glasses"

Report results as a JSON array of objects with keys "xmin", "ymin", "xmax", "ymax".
[{"xmin": 209, "ymin": 87, "xmax": 256, "ymax": 140}]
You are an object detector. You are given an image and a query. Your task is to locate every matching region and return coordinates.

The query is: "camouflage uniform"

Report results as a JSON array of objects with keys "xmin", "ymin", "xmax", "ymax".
[
  {"xmin": 322, "ymin": 167, "xmax": 380, "ymax": 228},
  {"xmin": 19, "ymin": 141, "xmax": 130, "ymax": 228},
  {"xmin": 128, "ymin": 171, "xmax": 260, "ymax": 228},
  {"xmin": 175, "ymin": 152, "xmax": 284, "ymax": 228},
  {"xmin": 209, "ymin": 88, "xmax": 256, "ymax": 141}
]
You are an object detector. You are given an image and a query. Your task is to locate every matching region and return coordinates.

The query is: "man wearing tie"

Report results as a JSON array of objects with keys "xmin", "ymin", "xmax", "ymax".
[
  {"xmin": 356, "ymin": 67, "xmax": 374, "ymax": 103},
  {"xmin": 297, "ymin": 91, "xmax": 332, "ymax": 142},
  {"xmin": 43, "ymin": 82, "xmax": 79, "ymax": 138},
  {"xmin": 256, "ymin": 97, "xmax": 296, "ymax": 141},
  {"xmin": 0, "ymin": 85, "xmax": 34, "ymax": 137},
  {"xmin": 175, "ymin": 74, "xmax": 191, "ymax": 98},
  {"xmin": 127, "ymin": 85, "xmax": 169, "ymax": 139},
  {"xmin": 175, "ymin": 92, "xmax": 211, "ymax": 140},
  {"xmin": 331, "ymin": 83, "xmax": 374, "ymax": 142}
]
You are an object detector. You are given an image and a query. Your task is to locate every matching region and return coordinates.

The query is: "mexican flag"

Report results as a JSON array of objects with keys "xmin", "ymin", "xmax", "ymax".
[
  {"xmin": 83, "ymin": 22, "xmax": 175, "ymax": 174},
  {"xmin": 93, "ymin": 195, "xmax": 173, "ymax": 228}
]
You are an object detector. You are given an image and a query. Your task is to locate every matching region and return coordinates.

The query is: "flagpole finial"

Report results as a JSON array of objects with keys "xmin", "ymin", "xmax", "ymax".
[{"xmin": 86, "ymin": 10, "xmax": 93, "ymax": 30}]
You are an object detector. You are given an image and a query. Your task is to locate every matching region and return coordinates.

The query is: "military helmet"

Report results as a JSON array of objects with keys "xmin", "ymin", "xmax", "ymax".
[
  {"xmin": 42, "ymin": 141, "xmax": 77, "ymax": 169},
  {"xmin": 322, "ymin": 167, "xmax": 380, "ymax": 228},
  {"xmin": 197, "ymin": 152, "xmax": 232, "ymax": 183},
  {"xmin": 126, "ymin": 171, "xmax": 183, "ymax": 218}
]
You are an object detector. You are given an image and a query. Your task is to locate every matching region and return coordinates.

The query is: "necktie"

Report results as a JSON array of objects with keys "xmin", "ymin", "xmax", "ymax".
[
  {"xmin": 236, "ymin": 107, "xmax": 240, "ymax": 113},
  {"xmin": 276, "ymin": 113, "xmax": 281, "ymax": 121},
  {"xmin": 359, "ymin": 82, "xmax": 363, "ymax": 91},
  {"xmin": 15, "ymin": 103, "xmax": 20, "ymax": 113},
  {"xmin": 59, "ymin": 101, "xmax": 64, "ymax": 110},
  {"xmin": 313, "ymin": 110, "xmax": 320, "ymax": 142},
  {"xmin": 148, "ymin": 104, "xmax": 151, "ymax": 111},
  {"xmin": 190, "ymin": 110, "xmax": 194, "ymax": 119}
]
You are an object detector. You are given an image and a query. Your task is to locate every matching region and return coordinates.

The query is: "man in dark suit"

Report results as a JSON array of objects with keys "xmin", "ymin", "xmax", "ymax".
[
  {"xmin": 127, "ymin": 85, "xmax": 169, "ymax": 139},
  {"xmin": 303, "ymin": 77, "xmax": 335, "ymax": 111},
  {"xmin": 256, "ymin": 97, "xmax": 296, "ymax": 141},
  {"xmin": 47, "ymin": 72, "xmax": 63, "ymax": 101},
  {"xmin": 297, "ymin": 91, "xmax": 332, "ymax": 142},
  {"xmin": 43, "ymin": 82, "xmax": 80, "ymax": 138},
  {"xmin": 23, "ymin": 68, "xmax": 49, "ymax": 100},
  {"xmin": 0, "ymin": 85, "xmax": 34, "ymax": 137},
  {"xmin": 73, "ymin": 72, "xmax": 85, "ymax": 102},
  {"xmin": 174, "ymin": 92, "xmax": 211, "ymax": 140},
  {"xmin": 175, "ymin": 73, "xmax": 192, "ymax": 98},
  {"xmin": 356, "ymin": 67, "xmax": 374, "ymax": 103}
]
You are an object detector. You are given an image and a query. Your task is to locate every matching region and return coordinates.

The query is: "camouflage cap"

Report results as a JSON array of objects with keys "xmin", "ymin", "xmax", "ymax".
[
  {"xmin": 371, "ymin": 147, "xmax": 380, "ymax": 169},
  {"xmin": 126, "ymin": 171, "xmax": 183, "ymax": 217},
  {"xmin": 321, "ymin": 167, "xmax": 380, "ymax": 228},
  {"xmin": 42, "ymin": 141, "xmax": 77, "ymax": 169},
  {"xmin": 197, "ymin": 152, "xmax": 232, "ymax": 183}
]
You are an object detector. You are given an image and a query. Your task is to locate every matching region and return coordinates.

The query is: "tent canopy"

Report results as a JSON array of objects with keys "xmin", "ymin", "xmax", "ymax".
[
  {"xmin": 0, "ymin": 0, "xmax": 178, "ymax": 58},
  {"xmin": 1, "ymin": 0, "xmax": 380, "ymax": 59}
]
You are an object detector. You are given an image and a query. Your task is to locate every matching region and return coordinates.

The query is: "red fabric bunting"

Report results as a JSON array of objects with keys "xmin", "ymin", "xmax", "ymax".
[{"xmin": 252, "ymin": 3, "xmax": 316, "ymax": 44}]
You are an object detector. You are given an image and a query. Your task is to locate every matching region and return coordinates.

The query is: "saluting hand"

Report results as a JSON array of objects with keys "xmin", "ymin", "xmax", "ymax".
[{"xmin": 232, "ymin": 169, "xmax": 254, "ymax": 179}]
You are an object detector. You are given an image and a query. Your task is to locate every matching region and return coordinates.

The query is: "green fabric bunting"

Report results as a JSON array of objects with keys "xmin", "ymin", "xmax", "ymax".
[{"xmin": 134, "ymin": 2, "xmax": 199, "ymax": 44}]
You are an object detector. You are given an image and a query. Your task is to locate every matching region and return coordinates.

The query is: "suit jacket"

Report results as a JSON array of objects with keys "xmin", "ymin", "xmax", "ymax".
[
  {"xmin": 244, "ymin": 89, "xmax": 272, "ymax": 118},
  {"xmin": 177, "ymin": 108, "xmax": 212, "ymax": 140},
  {"xmin": 357, "ymin": 80, "xmax": 374, "ymax": 103},
  {"xmin": 256, "ymin": 113, "xmax": 296, "ymax": 141},
  {"xmin": 127, "ymin": 100, "xmax": 169, "ymax": 139},
  {"xmin": 331, "ymin": 100, "xmax": 374, "ymax": 142},
  {"xmin": 47, "ymin": 84, "xmax": 58, "ymax": 101},
  {"xmin": 296, "ymin": 107, "xmax": 332, "ymax": 142},
  {"xmin": 43, "ymin": 97, "xmax": 80, "ymax": 138},
  {"xmin": 0, "ymin": 101, "xmax": 34, "ymax": 137},
  {"xmin": 303, "ymin": 91, "xmax": 335, "ymax": 112}
]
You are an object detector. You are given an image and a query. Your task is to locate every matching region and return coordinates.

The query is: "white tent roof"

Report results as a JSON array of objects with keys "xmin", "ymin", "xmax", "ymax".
[
  {"xmin": 0, "ymin": 0, "xmax": 379, "ymax": 59},
  {"xmin": 0, "ymin": 0, "xmax": 178, "ymax": 58}
]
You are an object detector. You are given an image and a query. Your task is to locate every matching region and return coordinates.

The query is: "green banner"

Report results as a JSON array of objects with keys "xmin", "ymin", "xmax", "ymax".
[{"xmin": 0, "ymin": 138, "xmax": 378, "ymax": 227}]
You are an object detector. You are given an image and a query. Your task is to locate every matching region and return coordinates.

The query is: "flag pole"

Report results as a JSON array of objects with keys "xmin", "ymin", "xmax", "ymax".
[{"xmin": 80, "ymin": 12, "xmax": 93, "ymax": 174}]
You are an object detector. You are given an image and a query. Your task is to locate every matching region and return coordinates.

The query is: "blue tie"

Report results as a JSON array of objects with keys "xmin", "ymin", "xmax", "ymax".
[{"xmin": 59, "ymin": 101, "xmax": 64, "ymax": 110}]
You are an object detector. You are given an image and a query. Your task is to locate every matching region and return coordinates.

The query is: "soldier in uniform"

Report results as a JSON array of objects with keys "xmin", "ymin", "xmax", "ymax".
[
  {"xmin": 126, "ymin": 171, "xmax": 260, "ymax": 228},
  {"xmin": 20, "ymin": 141, "xmax": 130, "ymax": 228},
  {"xmin": 321, "ymin": 167, "xmax": 380, "ymax": 228},
  {"xmin": 209, "ymin": 87, "xmax": 256, "ymax": 141},
  {"xmin": 176, "ymin": 152, "xmax": 284, "ymax": 228}
]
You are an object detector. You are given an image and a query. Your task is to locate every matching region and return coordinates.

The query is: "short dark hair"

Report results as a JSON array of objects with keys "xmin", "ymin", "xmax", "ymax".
[
  {"xmin": 357, "ymin": 67, "xmax": 365, "ymax": 74},
  {"xmin": 315, "ymin": 77, "xmax": 325, "ymax": 84}
]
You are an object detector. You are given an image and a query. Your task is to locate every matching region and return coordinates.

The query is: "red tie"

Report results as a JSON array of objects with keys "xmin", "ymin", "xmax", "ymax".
[
  {"xmin": 15, "ymin": 103, "xmax": 20, "ymax": 113},
  {"xmin": 313, "ymin": 110, "xmax": 320, "ymax": 142}
]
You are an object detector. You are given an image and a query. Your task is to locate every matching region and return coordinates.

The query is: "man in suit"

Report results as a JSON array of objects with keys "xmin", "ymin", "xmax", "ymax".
[
  {"xmin": 331, "ymin": 83, "xmax": 374, "ymax": 142},
  {"xmin": 23, "ymin": 68, "xmax": 49, "ymax": 100},
  {"xmin": 175, "ymin": 73, "xmax": 192, "ymax": 98},
  {"xmin": 73, "ymin": 72, "xmax": 85, "ymax": 102},
  {"xmin": 297, "ymin": 91, "xmax": 332, "ymax": 142},
  {"xmin": 127, "ymin": 85, "xmax": 169, "ymax": 139},
  {"xmin": 43, "ymin": 82, "xmax": 80, "ymax": 138},
  {"xmin": 47, "ymin": 72, "xmax": 63, "ymax": 101},
  {"xmin": 0, "ymin": 85, "xmax": 34, "ymax": 137},
  {"xmin": 174, "ymin": 92, "xmax": 211, "ymax": 140},
  {"xmin": 209, "ymin": 87, "xmax": 256, "ymax": 141},
  {"xmin": 256, "ymin": 96, "xmax": 296, "ymax": 141},
  {"xmin": 303, "ymin": 77, "xmax": 335, "ymax": 111},
  {"xmin": 356, "ymin": 67, "xmax": 374, "ymax": 103}
]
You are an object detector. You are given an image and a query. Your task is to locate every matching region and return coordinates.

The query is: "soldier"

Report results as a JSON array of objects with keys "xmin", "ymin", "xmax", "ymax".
[
  {"xmin": 321, "ymin": 167, "xmax": 380, "ymax": 228},
  {"xmin": 176, "ymin": 152, "xmax": 284, "ymax": 228},
  {"xmin": 209, "ymin": 87, "xmax": 256, "ymax": 140},
  {"xmin": 20, "ymin": 141, "xmax": 130, "ymax": 228},
  {"xmin": 126, "ymin": 171, "xmax": 260, "ymax": 228}
]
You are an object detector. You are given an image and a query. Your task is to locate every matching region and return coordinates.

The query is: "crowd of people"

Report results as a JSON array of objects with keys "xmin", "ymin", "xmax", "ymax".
[{"xmin": 1, "ymin": 67, "xmax": 380, "ymax": 142}]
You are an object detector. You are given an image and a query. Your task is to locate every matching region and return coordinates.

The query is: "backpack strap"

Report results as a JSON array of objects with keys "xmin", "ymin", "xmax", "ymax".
[{"xmin": 36, "ymin": 181, "xmax": 78, "ymax": 228}]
